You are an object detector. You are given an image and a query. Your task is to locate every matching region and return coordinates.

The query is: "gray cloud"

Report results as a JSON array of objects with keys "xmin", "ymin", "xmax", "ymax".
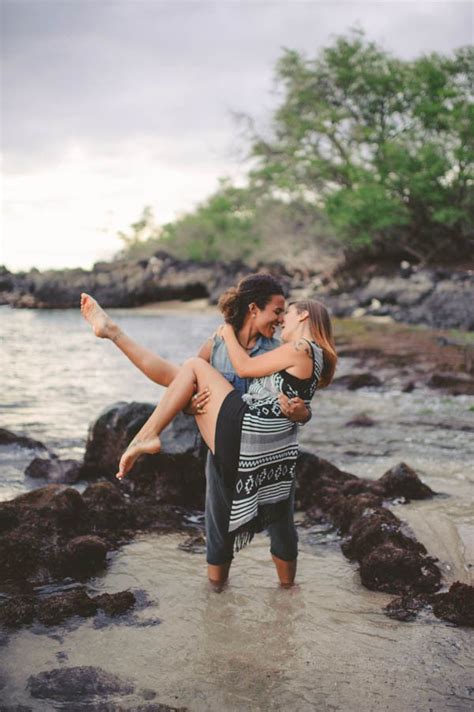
[{"xmin": 2, "ymin": 1, "xmax": 472, "ymax": 170}]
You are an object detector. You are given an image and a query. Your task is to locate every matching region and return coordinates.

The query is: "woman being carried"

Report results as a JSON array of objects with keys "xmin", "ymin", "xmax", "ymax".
[
  {"xmin": 115, "ymin": 299, "xmax": 337, "ymax": 583},
  {"xmin": 81, "ymin": 275, "xmax": 312, "ymax": 588}
]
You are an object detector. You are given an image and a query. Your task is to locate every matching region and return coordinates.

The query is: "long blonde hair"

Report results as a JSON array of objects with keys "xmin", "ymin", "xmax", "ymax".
[{"xmin": 293, "ymin": 300, "xmax": 337, "ymax": 389}]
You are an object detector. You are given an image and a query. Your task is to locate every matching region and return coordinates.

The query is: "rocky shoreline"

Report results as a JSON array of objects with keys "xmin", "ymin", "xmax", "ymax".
[
  {"xmin": 1, "ymin": 251, "xmax": 473, "ymax": 331},
  {"xmin": 1, "ymin": 399, "xmax": 473, "ymax": 633}
]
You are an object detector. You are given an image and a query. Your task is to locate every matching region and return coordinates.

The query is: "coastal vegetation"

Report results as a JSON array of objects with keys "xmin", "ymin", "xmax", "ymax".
[{"xmin": 118, "ymin": 30, "xmax": 473, "ymax": 267}]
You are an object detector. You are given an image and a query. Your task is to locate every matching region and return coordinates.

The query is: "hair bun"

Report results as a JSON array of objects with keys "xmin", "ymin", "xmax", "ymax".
[{"xmin": 218, "ymin": 287, "xmax": 240, "ymax": 323}]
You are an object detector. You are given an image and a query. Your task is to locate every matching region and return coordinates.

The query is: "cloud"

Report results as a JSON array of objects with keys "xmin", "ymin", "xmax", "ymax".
[{"xmin": 1, "ymin": 0, "xmax": 472, "ymax": 269}]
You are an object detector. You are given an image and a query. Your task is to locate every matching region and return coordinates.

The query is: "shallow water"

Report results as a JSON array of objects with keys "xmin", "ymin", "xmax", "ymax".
[
  {"xmin": 1, "ymin": 306, "xmax": 473, "ymax": 710},
  {"xmin": 1, "ymin": 534, "xmax": 473, "ymax": 711}
]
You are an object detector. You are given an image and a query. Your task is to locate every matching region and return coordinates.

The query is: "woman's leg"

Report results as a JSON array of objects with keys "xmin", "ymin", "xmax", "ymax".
[
  {"xmin": 205, "ymin": 451, "xmax": 235, "ymax": 589},
  {"xmin": 267, "ymin": 482, "xmax": 298, "ymax": 587},
  {"xmin": 116, "ymin": 357, "xmax": 233, "ymax": 479},
  {"xmin": 81, "ymin": 293, "xmax": 179, "ymax": 386}
]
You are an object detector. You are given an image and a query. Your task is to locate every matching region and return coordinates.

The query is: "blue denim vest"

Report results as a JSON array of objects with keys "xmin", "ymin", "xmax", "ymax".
[{"xmin": 210, "ymin": 334, "xmax": 279, "ymax": 396}]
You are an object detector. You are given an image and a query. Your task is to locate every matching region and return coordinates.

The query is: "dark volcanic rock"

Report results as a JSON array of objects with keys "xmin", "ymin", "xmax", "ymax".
[
  {"xmin": 341, "ymin": 507, "xmax": 427, "ymax": 561},
  {"xmin": 428, "ymin": 371, "xmax": 474, "ymax": 395},
  {"xmin": 295, "ymin": 451, "xmax": 358, "ymax": 511},
  {"xmin": 432, "ymin": 581, "xmax": 474, "ymax": 627},
  {"xmin": 82, "ymin": 481, "xmax": 135, "ymax": 532},
  {"xmin": 324, "ymin": 267, "xmax": 473, "ymax": 330},
  {"xmin": 27, "ymin": 665, "xmax": 135, "ymax": 701},
  {"xmin": 83, "ymin": 402, "xmax": 206, "ymax": 509},
  {"xmin": 0, "ymin": 428, "xmax": 50, "ymax": 454},
  {"xmin": 332, "ymin": 373, "xmax": 382, "ymax": 390},
  {"xmin": 60, "ymin": 536, "xmax": 108, "ymax": 578},
  {"xmin": 93, "ymin": 591, "xmax": 136, "ymax": 616},
  {"xmin": 35, "ymin": 589, "xmax": 98, "ymax": 626},
  {"xmin": 384, "ymin": 593, "xmax": 433, "ymax": 622},
  {"xmin": 359, "ymin": 542, "xmax": 442, "ymax": 595},
  {"xmin": 326, "ymin": 493, "xmax": 384, "ymax": 534},
  {"xmin": 345, "ymin": 413, "xmax": 376, "ymax": 427},
  {"xmin": 0, "ymin": 595, "xmax": 35, "ymax": 628},
  {"xmin": 25, "ymin": 457, "xmax": 82, "ymax": 484},
  {"xmin": 376, "ymin": 462, "xmax": 434, "ymax": 500}
]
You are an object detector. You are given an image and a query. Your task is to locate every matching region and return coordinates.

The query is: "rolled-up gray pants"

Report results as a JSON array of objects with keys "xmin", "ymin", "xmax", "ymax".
[{"xmin": 204, "ymin": 451, "xmax": 298, "ymax": 566}]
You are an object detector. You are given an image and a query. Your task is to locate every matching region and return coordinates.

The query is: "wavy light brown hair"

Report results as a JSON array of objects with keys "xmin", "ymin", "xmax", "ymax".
[
  {"xmin": 292, "ymin": 299, "xmax": 337, "ymax": 389},
  {"xmin": 218, "ymin": 273, "xmax": 285, "ymax": 331}
]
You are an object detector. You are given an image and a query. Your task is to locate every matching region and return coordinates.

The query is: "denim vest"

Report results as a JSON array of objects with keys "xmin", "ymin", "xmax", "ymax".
[{"xmin": 210, "ymin": 334, "xmax": 280, "ymax": 396}]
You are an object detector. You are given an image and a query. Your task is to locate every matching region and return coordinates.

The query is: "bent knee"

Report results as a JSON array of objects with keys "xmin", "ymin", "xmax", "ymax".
[{"xmin": 182, "ymin": 356, "xmax": 202, "ymax": 369}]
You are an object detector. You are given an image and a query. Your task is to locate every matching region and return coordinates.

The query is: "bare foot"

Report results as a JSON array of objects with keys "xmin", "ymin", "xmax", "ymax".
[
  {"xmin": 116, "ymin": 437, "xmax": 162, "ymax": 480},
  {"xmin": 80, "ymin": 292, "xmax": 120, "ymax": 340}
]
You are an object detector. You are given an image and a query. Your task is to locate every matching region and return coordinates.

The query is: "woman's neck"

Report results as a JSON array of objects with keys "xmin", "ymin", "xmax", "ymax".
[{"xmin": 237, "ymin": 319, "xmax": 259, "ymax": 350}]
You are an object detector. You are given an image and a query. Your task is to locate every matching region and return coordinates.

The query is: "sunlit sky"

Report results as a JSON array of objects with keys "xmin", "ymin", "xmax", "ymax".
[{"xmin": 1, "ymin": 0, "xmax": 472, "ymax": 271}]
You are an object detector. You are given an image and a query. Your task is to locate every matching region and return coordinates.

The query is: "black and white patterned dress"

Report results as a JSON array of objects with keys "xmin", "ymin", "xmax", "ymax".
[{"xmin": 227, "ymin": 340, "xmax": 323, "ymax": 540}]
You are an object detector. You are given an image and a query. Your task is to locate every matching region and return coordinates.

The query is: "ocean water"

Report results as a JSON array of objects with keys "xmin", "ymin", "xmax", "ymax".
[{"xmin": 1, "ymin": 305, "xmax": 473, "ymax": 710}]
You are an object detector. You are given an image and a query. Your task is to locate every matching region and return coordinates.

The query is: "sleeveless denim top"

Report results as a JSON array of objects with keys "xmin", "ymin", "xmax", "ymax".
[{"xmin": 210, "ymin": 334, "xmax": 280, "ymax": 396}]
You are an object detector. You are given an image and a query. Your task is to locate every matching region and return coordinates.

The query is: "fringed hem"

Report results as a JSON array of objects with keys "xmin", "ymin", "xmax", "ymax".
[{"xmin": 232, "ymin": 499, "xmax": 290, "ymax": 554}]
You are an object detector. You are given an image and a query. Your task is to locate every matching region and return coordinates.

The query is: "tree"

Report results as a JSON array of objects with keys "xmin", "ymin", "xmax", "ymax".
[
  {"xmin": 161, "ymin": 179, "xmax": 258, "ymax": 262},
  {"xmin": 117, "ymin": 206, "xmax": 161, "ymax": 259},
  {"xmin": 249, "ymin": 30, "xmax": 474, "ymax": 263}
]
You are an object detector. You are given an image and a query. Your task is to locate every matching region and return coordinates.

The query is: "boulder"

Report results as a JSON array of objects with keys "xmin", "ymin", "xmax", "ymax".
[
  {"xmin": 431, "ymin": 581, "xmax": 474, "ymax": 627},
  {"xmin": 428, "ymin": 371, "xmax": 474, "ymax": 395},
  {"xmin": 332, "ymin": 373, "xmax": 382, "ymax": 390},
  {"xmin": 83, "ymin": 402, "xmax": 202, "ymax": 475},
  {"xmin": 25, "ymin": 457, "xmax": 82, "ymax": 484},
  {"xmin": 27, "ymin": 666, "xmax": 135, "ymax": 701},
  {"xmin": 376, "ymin": 462, "xmax": 434, "ymax": 500},
  {"xmin": 60, "ymin": 536, "xmax": 108, "ymax": 578},
  {"xmin": 93, "ymin": 591, "xmax": 136, "ymax": 616},
  {"xmin": 358, "ymin": 542, "xmax": 442, "ymax": 595},
  {"xmin": 35, "ymin": 589, "xmax": 98, "ymax": 626},
  {"xmin": 0, "ymin": 428, "xmax": 50, "ymax": 454},
  {"xmin": 82, "ymin": 481, "xmax": 135, "ymax": 532},
  {"xmin": 82, "ymin": 402, "xmax": 206, "ymax": 509}
]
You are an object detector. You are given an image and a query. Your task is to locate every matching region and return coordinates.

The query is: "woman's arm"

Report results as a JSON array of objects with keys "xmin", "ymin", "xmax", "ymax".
[{"xmin": 221, "ymin": 324, "xmax": 311, "ymax": 379}]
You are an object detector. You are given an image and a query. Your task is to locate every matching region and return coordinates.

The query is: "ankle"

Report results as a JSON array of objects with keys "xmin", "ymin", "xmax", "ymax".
[
  {"xmin": 271, "ymin": 554, "xmax": 297, "ymax": 587},
  {"xmin": 109, "ymin": 325, "xmax": 122, "ymax": 343}
]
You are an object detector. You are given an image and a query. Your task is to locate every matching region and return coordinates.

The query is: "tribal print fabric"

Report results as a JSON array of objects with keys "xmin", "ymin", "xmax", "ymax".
[{"xmin": 228, "ymin": 340, "xmax": 323, "ymax": 541}]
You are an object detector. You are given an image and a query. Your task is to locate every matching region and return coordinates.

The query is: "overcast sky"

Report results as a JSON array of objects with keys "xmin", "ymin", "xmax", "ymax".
[{"xmin": 1, "ymin": 0, "xmax": 472, "ymax": 271}]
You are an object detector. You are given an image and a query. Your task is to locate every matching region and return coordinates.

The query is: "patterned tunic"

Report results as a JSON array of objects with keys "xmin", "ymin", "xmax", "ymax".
[{"xmin": 228, "ymin": 340, "xmax": 323, "ymax": 535}]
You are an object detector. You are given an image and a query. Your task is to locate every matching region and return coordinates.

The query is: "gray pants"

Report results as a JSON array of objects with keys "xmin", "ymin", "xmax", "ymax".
[{"xmin": 205, "ymin": 451, "xmax": 298, "ymax": 566}]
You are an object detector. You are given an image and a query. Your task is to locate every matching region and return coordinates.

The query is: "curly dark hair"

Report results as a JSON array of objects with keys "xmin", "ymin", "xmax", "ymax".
[{"xmin": 218, "ymin": 274, "xmax": 284, "ymax": 331}]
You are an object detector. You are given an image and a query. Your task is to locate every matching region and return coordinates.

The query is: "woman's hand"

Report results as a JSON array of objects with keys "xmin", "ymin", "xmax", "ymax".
[
  {"xmin": 183, "ymin": 387, "xmax": 211, "ymax": 415},
  {"xmin": 220, "ymin": 323, "xmax": 234, "ymax": 340},
  {"xmin": 278, "ymin": 394, "xmax": 311, "ymax": 423}
]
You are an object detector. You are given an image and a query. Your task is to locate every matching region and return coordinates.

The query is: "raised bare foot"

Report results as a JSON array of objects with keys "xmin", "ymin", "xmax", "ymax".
[
  {"xmin": 116, "ymin": 437, "xmax": 162, "ymax": 480},
  {"xmin": 80, "ymin": 292, "xmax": 120, "ymax": 340}
]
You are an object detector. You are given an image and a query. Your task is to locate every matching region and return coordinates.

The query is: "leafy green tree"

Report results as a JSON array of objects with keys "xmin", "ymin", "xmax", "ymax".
[
  {"xmin": 249, "ymin": 30, "xmax": 473, "ymax": 262},
  {"xmin": 116, "ymin": 206, "xmax": 162, "ymax": 260},
  {"xmin": 161, "ymin": 179, "xmax": 258, "ymax": 261}
]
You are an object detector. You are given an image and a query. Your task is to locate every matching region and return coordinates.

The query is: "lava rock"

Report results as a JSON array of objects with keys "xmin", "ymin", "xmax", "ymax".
[
  {"xmin": 432, "ymin": 581, "xmax": 474, "ymax": 627},
  {"xmin": 82, "ymin": 481, "xmax": 134, "ymax": 532},
  {"xmin": 0, "ymin": 595, "xmax": 35, "ymax": 628},
  {"xmin": 60, "ymin": 536, "xmax": 108, "ymax": 578},
  {"xmin": 93, "ymin": 591, "xmax": 136, "ymax": 616},
  {"xmin": 35, "ymin": 590, "xmax": 98, "ymax": 626},
  {"xmin": 428, "ymin": 371, "xmax": 474, "ymax": 395},
  {"xmin": 345, "ymin": 413, "xmax": 376, "ymax": 427},
  {"xmin": 376, "ymin": 462, "xmax": 434, "ymax": 500},
  {"xmin": 25, "ymin": 457, "xmax": 82, "ymax": 484},
  {"xmin": 341, "ymin": 507, "xmax": 427, "ymax": 561},
  {"xmin": 384, "ymin": 593, "xmax": 433, "ymax": 622},
  {"xmin": 332, "ymin": 373, "xmax": 382, "ymax": 390},
  {"xmin": 359, "ymin": 541, "xmax": 442, "ymax": 595},
  {"xmin": 0, "ymin": 428, "xmax": 50, "ymax": 454},
  {"xmin": 27, "ymin": 666, "xmax": 135, "ymax": 701}
]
